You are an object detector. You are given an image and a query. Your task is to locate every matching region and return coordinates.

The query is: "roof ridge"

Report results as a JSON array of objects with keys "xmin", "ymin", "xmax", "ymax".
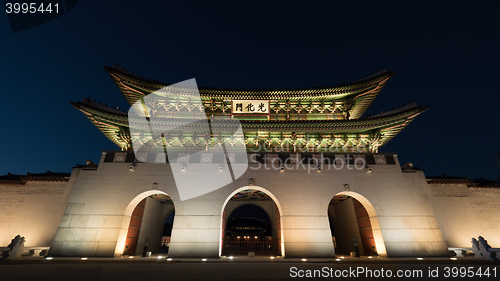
[{"xmin": 105, "ymin": 65, "xmax": 394, "ymax": 92}]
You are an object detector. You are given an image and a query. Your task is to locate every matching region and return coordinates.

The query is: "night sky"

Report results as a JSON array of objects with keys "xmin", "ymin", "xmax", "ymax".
[{"xmin": 1, "ymin": 1, "xmax": 499, "ymax": 180}]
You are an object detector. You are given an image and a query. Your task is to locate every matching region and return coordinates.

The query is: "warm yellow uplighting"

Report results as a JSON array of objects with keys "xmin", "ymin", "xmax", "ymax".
[
  {"xmin": 81, "ymin": 257, "xmax": 88, "ymax": 260},
  {"xmin": 417, "ymin": 258, "xmax": 423, "ymax": 260},
  {"xmin": 228, "ymin": 256, "xmax": 233, "ymax": 259},
  {"xmin": 301, "ymin": 258, "xmax": 307, "ymax": 261},
  {"xmin": 368, "ymin": 256, "xmax": 373, "ymax": 259},
  {"xmin": 450, "ymin": 257, "xmax": 457, "ymax": 260},
  {"xmin": 339, "ymin": 256, "xmax": 344, "ymax": 259},
  {"xmin": 270, "ymin": 256, "xmax": 275, "ymax": 259},
  {"xmin": 128, "ymin": 256, "xmax": 134, "ymax": 259}
]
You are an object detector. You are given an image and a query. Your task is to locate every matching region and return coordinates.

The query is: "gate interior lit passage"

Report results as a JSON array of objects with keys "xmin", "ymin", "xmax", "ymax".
[
  {"xmin": 222, "ymin": 190, "xmax": 281, "ymax": 256},
  {"xmin": 328, "ymin": 195, "xmax": 377, "ymax": 257},
  {"xmin": 123, "ymin": 194, "xmax": 175, "ymax": 256}
]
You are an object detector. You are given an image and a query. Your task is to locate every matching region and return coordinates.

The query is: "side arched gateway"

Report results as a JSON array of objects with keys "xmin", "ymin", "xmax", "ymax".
[
  {"xmin": 114, "ymin": 190, "xmax": 176, "ymax": 257},
  {"xmin": 327, "ymin": 191, "xmax": 387, "ymax": 257}
]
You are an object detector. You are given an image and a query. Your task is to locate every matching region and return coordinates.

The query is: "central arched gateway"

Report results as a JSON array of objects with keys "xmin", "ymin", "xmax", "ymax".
[{"xmin": 220, "ymin": 186, "xmax": 284, "ymax": 257}]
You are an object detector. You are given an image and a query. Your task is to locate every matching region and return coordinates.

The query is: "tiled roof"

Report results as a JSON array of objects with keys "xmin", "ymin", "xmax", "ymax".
[
  {"xmin": 0, "ymin": 171, "xmax": 70, "ymax": 185},
  {"xmin": 427, "ymin": 174, "xmax": 499, "ymax": 188},
  {"xmin": 73, "ymin": 98, "xmax": 426, "ymax": 133},
  {"xmin": 104, "ymin": 65, "xmax": 395, "ymax": 119},
  {"xmin": 71, "ymin": 97, "xmax": 426, "ymax": 150}
]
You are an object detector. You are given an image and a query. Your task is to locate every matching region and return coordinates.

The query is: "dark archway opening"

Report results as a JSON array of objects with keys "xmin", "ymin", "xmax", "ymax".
[
  {"xmin": 328, "ymin": 195, "xmax": 377, "ymax": 257},
  {"xmin": 123, "ymin": 194, "xmax": 175, "ymax": 256},
  {"xmin": 226, "ymin": 205, "xmax": 272, "ymax": 237},
  {"xmin": 160, "ymin": 210, "xmax": 175, "ymax": 254},
  {"xmin": 222, "ymin": 189, "xmax": 281, "ymax": 256}
]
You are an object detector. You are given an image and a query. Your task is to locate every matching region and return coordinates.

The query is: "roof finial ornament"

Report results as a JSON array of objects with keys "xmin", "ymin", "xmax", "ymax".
[{"xmin": 401, "ymin": 162, "xmax": 413, "ymax": 170}]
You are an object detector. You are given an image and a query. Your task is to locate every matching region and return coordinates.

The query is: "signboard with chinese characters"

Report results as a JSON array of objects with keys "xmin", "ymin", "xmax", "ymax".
[{"xmin": 232, "ymin": 100, "xmax": 269, "ymax": 115}]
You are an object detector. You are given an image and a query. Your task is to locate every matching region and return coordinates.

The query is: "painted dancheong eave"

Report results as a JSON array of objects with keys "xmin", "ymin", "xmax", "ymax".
[{"xmin": 71, "ymin": 97, "xmax": 427, "ymax": 152}]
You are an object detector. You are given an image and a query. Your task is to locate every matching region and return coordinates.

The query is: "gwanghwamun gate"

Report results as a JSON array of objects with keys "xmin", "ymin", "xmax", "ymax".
[{"xmin": 1, "ymin": 66, "xmax": 499, "ymax": 259}]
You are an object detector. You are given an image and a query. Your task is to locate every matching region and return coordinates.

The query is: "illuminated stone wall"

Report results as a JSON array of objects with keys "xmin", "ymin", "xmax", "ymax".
[
  {"xmin": 45, "ymin": 152, "xmax": 451, "ymax": 258},
  {"xmin": 427, "ymin": 183, "xmax": 500, "ymax": 249},
  {"xmin": 0, "ymin": 173, "xmax": 77, "ymax": 247}
]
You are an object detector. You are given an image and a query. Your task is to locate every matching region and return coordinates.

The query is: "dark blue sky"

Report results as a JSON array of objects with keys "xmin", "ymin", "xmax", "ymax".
[{"xmin": 1, "ymin": 1, "xmax": 499, "ymax": 180}]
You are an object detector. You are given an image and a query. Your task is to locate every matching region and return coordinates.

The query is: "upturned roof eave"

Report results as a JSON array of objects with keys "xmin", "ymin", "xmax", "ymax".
[
  {"xmin": 104, "ymin": 65, "xmax": 395, "ymax": 104},
  {"xmin": 71, "ymin": 99, "xmax": 426, "ymax": 135}
]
